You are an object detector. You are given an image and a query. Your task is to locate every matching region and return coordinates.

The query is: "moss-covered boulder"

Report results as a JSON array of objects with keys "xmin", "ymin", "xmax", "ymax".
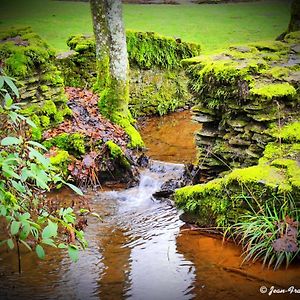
[
  {"xmin": 0, "ymin": 27, "xmax": 71, "ymax": 140},
  {"xmin": 57, "ymin": 31, "xmax": 201, "ymax": 117},
  {"xmin": 175, "ymin": 120, "xmax": 300, "ymax": 227},
  {"xmin": 183, "ymin": 32, "xmax": 300, "ymax": 179}
]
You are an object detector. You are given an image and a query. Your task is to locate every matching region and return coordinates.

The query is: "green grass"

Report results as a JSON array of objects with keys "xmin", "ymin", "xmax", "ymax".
[{"xmin": 0, "ymin": 0, "xmax": 291, "ymax": 54}]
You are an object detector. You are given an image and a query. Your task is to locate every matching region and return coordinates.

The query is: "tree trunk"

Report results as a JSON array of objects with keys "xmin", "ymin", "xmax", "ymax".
[
  {"xmin": 288, "ymin": 0, "xmax": 300, "ymax": 33},
  {"xmin": 90, "ymin": 0, "xmax": 143, "ymax": 148}
]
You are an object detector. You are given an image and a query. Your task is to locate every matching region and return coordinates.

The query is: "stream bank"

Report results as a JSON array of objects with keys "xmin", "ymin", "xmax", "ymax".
[
  {"xmin": 1, "ymin": 110, "xmax": 300, "ymax": 300},
  {"xmin": 0, "ymin": 158, "xmax": 300, "ymax": 300}
]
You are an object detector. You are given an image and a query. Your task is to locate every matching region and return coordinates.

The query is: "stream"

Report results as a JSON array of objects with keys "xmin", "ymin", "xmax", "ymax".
[{"xmin": 0, "ymin": 111, "xmax": 300, "ymax": 300}]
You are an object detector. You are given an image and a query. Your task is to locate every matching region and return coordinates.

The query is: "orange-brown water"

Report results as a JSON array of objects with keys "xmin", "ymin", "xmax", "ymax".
[
  {"xmin": 1, "ymin": 112, "xmax": 299, "ymax": 300},
  {"xmin": 140, "ymin": 110, "xmax": 200, "ymax": 163}
]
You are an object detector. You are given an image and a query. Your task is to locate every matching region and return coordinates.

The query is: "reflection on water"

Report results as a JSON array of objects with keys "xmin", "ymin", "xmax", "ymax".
[
  {"xmin": 140, "ymin": 110, "xmax": 200, "ymax": 163},
  {"xmin": 0, "ymin": 161, "xmax": 300, "ymax": 299}
]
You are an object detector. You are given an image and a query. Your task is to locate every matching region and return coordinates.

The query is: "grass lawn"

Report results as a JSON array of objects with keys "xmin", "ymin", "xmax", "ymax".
[{"xmin": 0, "ymin": 0, "xmax": 291, "ymax": 54}]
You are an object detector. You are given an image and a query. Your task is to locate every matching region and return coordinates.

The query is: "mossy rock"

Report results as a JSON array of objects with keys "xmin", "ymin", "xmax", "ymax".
[
  {"xmin": 0, "ymin": 26, "xmax": 69, "ymax": 137},
  {"xmin": 43, "ymin": 133, "xmax": 86, "ymax": 157},
  {"xmin": 249, "ymin": 82, "xmax": 297, "ymax": 100},
  {"xmin": 106, "ymin": 140, "xmax": 131, "ymax": 169},
  {"xmin": 0, "ymin": 26, "xmax": 54, "ymax": 78},
  {"xmin": 175, "ymin": 133, "xmax": 300, "ymax": 227},
  {"xmin": 65, "ymin": 31, "xmax": 201, "ymax": 70}
]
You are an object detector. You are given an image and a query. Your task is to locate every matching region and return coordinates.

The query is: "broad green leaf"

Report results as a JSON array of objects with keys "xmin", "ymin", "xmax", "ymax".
[
  {"xmin": 31, "ymin": 226, "xmax": 39, "ymax": 240},
  {"xmin": 58, "ymin": 243, "xmax": 68, "ymax": 249},
  {"xmin": 21, "ymin": 168, "xmax": 32, "ymax": 181},
  {"xmin": 1, "ymin": 136, "xmax": 21, "ymax": 146},
  {"xmin": 7, "ymin": 239, "xmax": 14, "ymax": 249},
  {"xmin": 36, "ymin": 177, "xmax": 50, "ymax": 190},
  {"xmin": 27, "ymin": 141, "xmax": 47, "ymax": 151},
  {"xmin": 10, "ymin": 221, "xmax": 21, "ymax": 235},
  {"xmin": 68, "ymin": 245, "xmax": 79, "ymax": 262},
  {"xmin": 42, "ymin": 238, "xmax": 57, "ymax": 248},
  {"xmin": 19, "ymin": 222, "xmax": 31, "ymax": 240},
  {"xmin": 4, "ymin": 97, "xmax": 13, "ymax": 108},
  {"xmin": 11, "ymin": 180, "xmax": 26, "ymax": 193},
  {"xmin": 35, "ymin": 244, "xmax": 45, "ymax": 259},
  {"xmin": 2, "ymin": 164, "xmax": 20, "ymax": 179},
  {"xmin": 8, "ymin": 111, "xmax": 19, "ymax": 124},
  {"xmin": 0, "ymin": 76, "xmax": 4, "ymax": 89},
  {"xmin": 25, "ymin": 118, "xmax": 37, "ymax": 128},
  {"xmin": 28, "ymin": 147, "xmax": 50, "ymax": 168},
  {"xmin": 4, "ymin": 76, "xmax": 19, "ymax": 98},
  {"xmin": 19, "ymin": 212, "xmax": 30, "ymax": 221},
  {"xmin": 0, "ymin": 206, "xmax": 7, "ymax": 216},
  {"xmin": 64, "ymin": 182, "xmax": 83, "ymax": 196},
  {"xmin": 42, "ymin": 220, "xmax": 58, "ymax": 239}
]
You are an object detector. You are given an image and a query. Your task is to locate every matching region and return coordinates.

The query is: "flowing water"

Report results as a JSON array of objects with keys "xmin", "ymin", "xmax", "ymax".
[{"xmin": 1, "ymin": 111, "xmax": 300, "ymax": 300}]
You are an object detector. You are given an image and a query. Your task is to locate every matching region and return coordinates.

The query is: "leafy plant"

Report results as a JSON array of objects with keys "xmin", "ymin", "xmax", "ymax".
[
  {"xmin": 224, "ymin": 194, "xmax": 300, "ymax": 270},
  {"xmin": 0, "ymin": 71, "xmax": 93, "ymax": 272}
]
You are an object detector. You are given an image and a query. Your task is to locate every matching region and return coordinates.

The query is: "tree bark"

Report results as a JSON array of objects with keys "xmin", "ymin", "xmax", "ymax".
[
  {"xmin": 90, "ymin": 0, "xmax": 143, "ymax": 148},
  {"xmin": 288, "ymin": 0, "xmax": 300, "ymax": 33}
]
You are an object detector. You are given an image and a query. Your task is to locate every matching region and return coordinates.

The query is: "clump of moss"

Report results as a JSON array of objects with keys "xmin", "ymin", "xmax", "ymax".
[
  {"xmin": 49, "ymin": 149, "xmax": 71, "ymax": 177},
  {"xmin": 67, "ymin": 34, "xmax": 95, "ymax": 53},
  {"xmin": 106, "ymin": 140, "xmax": 130, "ymax": 169},
  {"xmin": 126, "ymin": 30, "xmax": 201, "ymax": 69},
  {"xmin": 43, "ymin": 133, "xmax": 85, "ymax": 157},
  {"xmin": 250, "ymin": 82, "xmax": 296, "ymax": 100},
  {"xmin": 65, "ymin": 31, "xmax": 201, "ymax": 71},
  {"xmin": 261, "ymin": 66, "xmax": 290, "ymax": 79},
  {"xmin": 276, "ymin": 121, "xmax": 300, "ymax": 143},
  {"xmin": 111, "ymin": 113, "xmax": 144, "ymax": 149},
  {"xmin": 0, "ymin": 27, "xmax": 54, "ymax": 78},
  {"xmin": 21, "ymin": 101, "xmax": 72, "ymax": 141},
  {"xmin": 284, "ymin": 31, "xmax": 300, "ymax": 43},
  {"xmin": 250, "ymin": 40, "xmax": 289, "ymax": 54}
]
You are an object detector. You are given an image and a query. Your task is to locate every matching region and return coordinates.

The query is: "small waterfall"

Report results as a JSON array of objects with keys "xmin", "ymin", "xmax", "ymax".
[{"xmin": 107, "ymin": 160, "xmax": 185, "ymax": 207}]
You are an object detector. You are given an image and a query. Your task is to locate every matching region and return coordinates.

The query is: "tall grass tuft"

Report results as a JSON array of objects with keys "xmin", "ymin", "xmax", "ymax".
[{"xmin": 224, "ymin": 194, "xmax": 300, "ymax": 270}]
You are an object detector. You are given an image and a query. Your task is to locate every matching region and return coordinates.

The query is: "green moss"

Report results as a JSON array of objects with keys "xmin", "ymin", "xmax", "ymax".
[
  {"xmin": 126, "ymin": 30, "xmax": 201, "ymax": 69},
  {"xmin": 49, "ymin": 149, "xmax": 70, "ymax": 175},
  {"xmin": 106, "ymin": 141, "xmax": 123, "ymax": 158},
  {"xmin": 106, "ymin": 140, "xmax": 131, "ymax": 169},
  {"xmin": 67, "ymin": 34, "xmax": 95, "ymax": 53},
  {"xmin": 250, "ymin": 82, "xmax": 296, "ymax": 100},
  {"xmin": 0, "ymin": 27, "xmax": 54, "ymax": 78},
  {"xmin": 175, "ymin": 179, "xmax": 230, "ymax": 226},
  {"xmin": 284, "ymin": 31, "xmax": 300, "ymax": 43},
  {"xmin": 31, "ymin": 127, "xmax": 43, "ymax": 141},
  {"xmin": 43, "ymin": 133, "xmax": 85, "ymax": 157},
  {"xmin": 175, "ymin": 139, "xmax": 300, "ymax": 227},
  {"xmin": 250, "ymin": 40, "xmax": 289, "ymax": 54},
  {"xmin": 66, "ymin": 31, "xmax": 201, "ymax": 71},
  {"xmin": 276, "ymin": 121, "xmax": 300, "ymax": 143},
  {"xmin": 40, "ymin": 115, "xmax": 50, "ymax": 127},
  {"xmin": 42, "ymin": 100, "xmax": 57, "ymax": 116},
  {"xmin": 112, "ymin": 113, "xmax": 144, "ymax": 149},
  {"xmin": 270, "ymin": 159, "xmax": 300, "ymax": 188},
  {"xmin": 129, "ymin": 69, "xmax": 191, "ymax": 117},
  {"xmin": 40, "ymin": 85, "xmax": 49, "ymax": 92},
  {"xmin": 225, "ymin": 165, "xmax": 289, "ymax": 191},
  {"xmin": 261, "ymin": 66, "xmax": 290, "ymax": 79}
]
